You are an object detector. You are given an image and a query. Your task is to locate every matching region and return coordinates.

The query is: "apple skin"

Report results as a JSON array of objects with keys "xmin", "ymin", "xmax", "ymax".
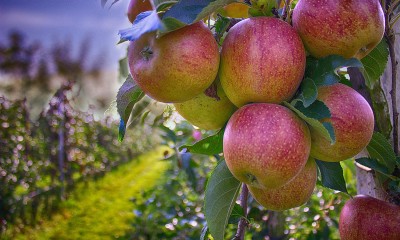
[
  {"xmin": 223, "ymin": 103, "xmax": 311, "ymax": 189},
  {"xmin": 128, "ymin": 22, "xmax": 220, "ymax": 103},
  {"xmin": 174, "ymin": 83, "xmax": 237, "ymax": 130},
  {"xmin": 248, "ymin": 158, "xmax": 317, "ymax": 211},
  {"xmin": 292, "ymin": 0, "xmax": 385, "ymax": 59},
  {"xmin": 339, "ymin": 195, "xmax": 400, "ymax": 240},
  {"xmin": 219, "ymin": 17, "xmax": 306, "ymax": 107},
  {"xmin": 310, "ymin": 83, "xmax": 374, "ymax": 162},
  {"xmin": 127, "ymin": 0, "xmax": 153, "ymax": 23}
]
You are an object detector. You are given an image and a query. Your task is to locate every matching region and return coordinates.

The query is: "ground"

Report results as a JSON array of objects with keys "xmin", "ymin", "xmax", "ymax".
[{"xmin": 6, "ymin": 147, "xmax": 170, "ymax": 240}]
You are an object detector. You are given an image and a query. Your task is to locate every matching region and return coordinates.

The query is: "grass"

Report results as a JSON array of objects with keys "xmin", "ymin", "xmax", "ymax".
[{"xmin": 5, "ymin": 146, "xmax": 170, "ymax": 240}]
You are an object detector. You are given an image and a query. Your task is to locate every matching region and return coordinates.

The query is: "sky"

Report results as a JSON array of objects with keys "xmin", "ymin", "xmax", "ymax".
[{"xmin": 0, "ymin": 0, "xmax": 132, "ymax": 71}]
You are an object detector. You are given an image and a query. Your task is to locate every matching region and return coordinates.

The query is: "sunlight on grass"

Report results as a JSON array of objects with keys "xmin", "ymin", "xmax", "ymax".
[{"xmin": 8, "ymin": 146, "xmax": 170, "ymax": 240}]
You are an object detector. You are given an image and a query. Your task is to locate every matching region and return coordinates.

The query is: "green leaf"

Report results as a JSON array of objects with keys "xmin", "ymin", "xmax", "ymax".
[
  {"xmin": 228, "ymin": 203, "xmax": 244, "ymax": 224},
  {"xmin": 158, "ymin": 125, "xmax": 177, "ymax": 143},
  {"xmin": 205, "ymin": 160, "xmax": 241, "ymax": 240},
  {"xmin": 315, "ymin": 160, "xmax": 348, "ymax": 193},
  {"xmin": 179, "ymin": 128, "xmax": 225, "ymax": 155},
  {"xmin": 366, "ymin": 132, "xmax": 397, "ymax": 173},
  {"xmin": 153, "ymin": 0, "xmax": 178, "ymax": 12},
  {"xmin": 162, "ymin": 0, "xmax": 236, "ymax": 27},
  {"xmin": 355, "ymin": 157, "xmax": 389, "ymax": 174},
  {"xmin": 118, "ymin": 10, "xmax": 164, "ymax": 43},
  {"xmin": 214, "ymin": 14, "xmax": 231, "ymax": 44},
  {"xmin": 356, "ymin": 157, "xmax": 400, "ymax": 181},
  {"xmin": 161, "ymin": 17, "xmax": 188, "ymax": 33},
  {"xmin": 248, "ymin": 0, "xmax": 277, "ymax": 17},
  {"xmin": 140, "ymin": 110, "xmax": 151, "ymax": 125},
  {"xmin": 284, "ymin": 101, "xmax": 335, "ymax": 143},
  {"xmin": 298, "ymin": 77, "xmax": 318, "ymax": 108},
  {"xmin": 292, "ymin": 100, "xmax": 330, "ymax": 120},
  {"xmin": 307, "ymin": 55, "xmax": 363, "ymax": 86},
  {"xmin": 117, "ymin": 75, "xmax": 145, "ymax": 141},
  {"xmin": 361, "ymin": 39, "xmax": 389, "ymax": 89},
  {"xmin": 127, "ymin": 97, "xmax": 151, "ymax": 127}
]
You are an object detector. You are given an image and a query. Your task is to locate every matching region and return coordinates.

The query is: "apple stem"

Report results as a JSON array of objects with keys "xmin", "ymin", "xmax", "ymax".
[
  {"xmin": 282, "ymin": 0, "xmax": 291, "ymax": 22},
  {"xmin": 234, "ymin": 184, "xmax": 249, "ymax": 240},
  {"xmin": 385, "ymin": 0, "xmax": 399, "ymax": 155}
]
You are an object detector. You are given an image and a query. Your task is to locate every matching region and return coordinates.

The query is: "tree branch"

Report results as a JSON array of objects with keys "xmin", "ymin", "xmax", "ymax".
[{"xmin": 234, "ymin": 184, "xmax": 249, "ymax": 240}]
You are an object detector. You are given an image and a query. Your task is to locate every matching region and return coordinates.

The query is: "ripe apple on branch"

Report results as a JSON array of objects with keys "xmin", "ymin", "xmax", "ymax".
[{"xmin": 114, "ymin": 0, "xmax": 400, "ymax": 239}]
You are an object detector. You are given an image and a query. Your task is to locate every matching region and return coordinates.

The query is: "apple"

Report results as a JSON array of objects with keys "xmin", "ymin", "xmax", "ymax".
[
  {"xmin": 223, "ymin": 103, "xmax": 311, "ymax": 189},
  {"xmin": 292, "ymin": 0, "xmax": 385, "ymax": 59},
  {"xmin": 127, "ymin": 0, "xmax": 153, "ymax": 23},
  {"xmin": 128, "ymin": 22, "xmax": 220, "ymax": 103},
  {"xmin": 219, "ymin": 17, "xmax": 306, "ymax": 107},
  {"xmin": 174, "ymin": 82, "xmax": 237, "ymax": 130},
  {"xmin": 339, "ymin": 195, "xmax": 400, "ymax": 240},
  {"xmin": 310, "ymin": 83, "xmax": 374, "ymax": 162},
  {"xmin": 248, "ymin": 158, "xmax": 317, "ymax": 211}
]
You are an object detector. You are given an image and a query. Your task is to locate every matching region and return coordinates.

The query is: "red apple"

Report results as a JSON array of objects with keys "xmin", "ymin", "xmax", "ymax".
[
  {"xmin": 292, "ymin": 0, "xmax": 385, "ymax": 59},
  {"xmin": 249, "ymin": 158, "xmax": 317, "ymax": 211},
  {"xmin": 310, "ymin": 83, "xmax": 374, "ymax": 162},
  {"xmin": 339, "ymin": 195, "xmax": 400, "ymax": 240},
  {"xmin": 127, "ymin": 0, "xmax": 153, "ymax": 23},
  {"xmin": 128, "ymin": 22, "xmax": 220, "ymax": 103},
  {"xmin": 219, "ymin": 17, "xmax": 306, "ymax": 107},
  {"xmin": 223, "ymin": 103, "xmax": 311, "ymax": 189}
]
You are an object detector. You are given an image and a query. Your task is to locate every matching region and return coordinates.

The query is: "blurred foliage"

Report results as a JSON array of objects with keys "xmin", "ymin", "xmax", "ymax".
[{"xmin": 0, "ymin": 83, "xmax": 157, "ymax": 233}]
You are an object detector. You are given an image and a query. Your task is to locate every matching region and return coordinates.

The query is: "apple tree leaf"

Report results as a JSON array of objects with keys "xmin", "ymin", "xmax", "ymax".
[
  {"xmin": 298, "ymin": 77, "xmax": 318, "ymax": 108},
  {"xmin": 355, "ymin": 157, "xmax": 389, "ymax": 175},
  {"xmin": 159, "ymin": 124, "xmax": 178, "ymax": 143},
  {"xmin": 306, "ymin": 55, "xmax": 363, "ymax": 86},
  {"xmin": 284, "ymin": 100, "xmax": 335, "ymax": 143},
  {"xmin": 228, "ymin": 203, "xmax": 244, "ymax": 224},
  {"xmin": 153, "ymin": 0, "xmax": 178, "ymax": 11},
  {"xmin": 315, "ymin": 160, "xmax": 348, "ymax": 193},
  {"xmin": 179, "ymin": 127, "xmax": 225, "ymax": 155},
  {"xmin": 205, "ymin": 160, "xmax": 241, "ymax": 240},
  {"xmin": 366, "ymin": 132, "xmax": 397, "ymax": 173},
  {"xmin": 214, "ymin": 14, "xmax": 231, "ymax": 44},
  {"xmin": 355, "ymin": 157, "xmax": 400, "ymax": 181},
  {"xmin": 162, "ymin": 0, "xmax": 236, "ymax": 27},
  {"xmin": 118, "ymin": 10, "xmax": 164, "ymax": 43},
  {"xmin": 117, "ymin": 75, "xmax": 145, "ymax": 141},
  {"xmin": 360, "ymin": 39, "xmax": 389, "ymax": 89}
]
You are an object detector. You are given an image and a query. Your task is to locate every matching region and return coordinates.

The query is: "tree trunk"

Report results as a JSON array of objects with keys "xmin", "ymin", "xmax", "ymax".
[{"xmin": 356, "ymin": 20, "xmax": 399, "ymax": 200}]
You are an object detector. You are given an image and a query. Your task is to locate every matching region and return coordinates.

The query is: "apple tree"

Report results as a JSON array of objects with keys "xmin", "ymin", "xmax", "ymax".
[{"xmin": 107, "ymin": 0, "xmax": 400, "ymax": 239}]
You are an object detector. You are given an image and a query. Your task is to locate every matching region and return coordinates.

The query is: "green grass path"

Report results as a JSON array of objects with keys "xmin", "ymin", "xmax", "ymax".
[{"xmin": 9, "ymin": 147, "xmax": 170, "ymax": 240}]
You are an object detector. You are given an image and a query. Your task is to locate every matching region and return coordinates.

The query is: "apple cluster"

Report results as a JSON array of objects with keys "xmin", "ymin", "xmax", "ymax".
[{"xmin": 126, "ymin": 0, "xmax": 396, "ymax": 235}]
